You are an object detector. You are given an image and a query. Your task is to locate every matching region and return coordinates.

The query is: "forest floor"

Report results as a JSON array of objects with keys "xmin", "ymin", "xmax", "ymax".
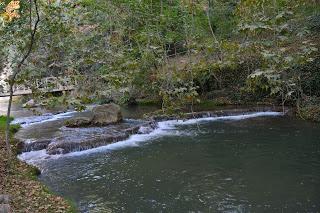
[{"xmin": 0, "ymin": 127, "xmax": 76, "ymax": 212}]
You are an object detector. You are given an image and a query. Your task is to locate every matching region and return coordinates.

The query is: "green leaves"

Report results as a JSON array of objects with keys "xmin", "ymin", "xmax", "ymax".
[
  {"xmin": 235, "ymin": 0, "xmax": 320, "ymax": 103},
  {"xmin": 1, "ymin": 0, "xmax": 318, "ymax": 111}
]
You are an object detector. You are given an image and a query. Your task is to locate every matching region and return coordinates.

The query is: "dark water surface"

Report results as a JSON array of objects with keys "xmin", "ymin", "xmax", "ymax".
[{"xmin": 35, "ymin": 116, "xmax": 320, "ymax": 213}]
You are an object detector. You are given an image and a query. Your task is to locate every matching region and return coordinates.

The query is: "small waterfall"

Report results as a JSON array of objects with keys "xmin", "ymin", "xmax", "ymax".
[
  {"xmin": 17, "ymin": 110, "xmax": 284, "ymax": 165},
  {"xmin": 12, "ymin": 111, "xmax": 75, "ymax": 126}
]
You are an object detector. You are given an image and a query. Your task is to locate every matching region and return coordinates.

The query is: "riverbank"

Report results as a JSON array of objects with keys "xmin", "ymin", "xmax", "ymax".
[{"xmin": 0, "ymin": 116, "xmax": 76, "ymax": 212}]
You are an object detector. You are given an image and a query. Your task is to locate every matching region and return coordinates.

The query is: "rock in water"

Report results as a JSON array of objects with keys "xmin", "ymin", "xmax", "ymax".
[
  {"xmin": 16, "ymin": 139, "xmax": 52, "ymax": 153},
  {"xmin": 65, "ymin": 117, "xmax": 93, "ymax": 128},
  {"xmin": 91, "ymin": 103, "xmax": 122, "ymax": 125},
  {"xmin": 46, "ymin": 121, "xmax": 155, "ymax": 155},
  {"xmin": 0, "ymin": 195, "xmax": 10, "ymax": 204},
  {"xmin": 22, "ymin": 99, "xmax": 37, "ymax": 108}
]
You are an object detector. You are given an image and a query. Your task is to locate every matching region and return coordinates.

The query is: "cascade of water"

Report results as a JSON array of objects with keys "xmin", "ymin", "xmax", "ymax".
[{"xmin": 18, "ymin": 111, "xmax": 283, "ymax": 166}]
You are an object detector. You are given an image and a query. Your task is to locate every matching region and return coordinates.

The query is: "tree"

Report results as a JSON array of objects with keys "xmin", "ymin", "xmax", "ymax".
[{"xmin": 0, "ymin": 0, "xmax": 39, "ymax": 155}]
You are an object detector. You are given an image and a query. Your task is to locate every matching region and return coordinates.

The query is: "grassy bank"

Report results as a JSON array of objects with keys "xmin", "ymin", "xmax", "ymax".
[{"xmin": 0, "ymin": 116, "xmax": 77, "ymax": 212}]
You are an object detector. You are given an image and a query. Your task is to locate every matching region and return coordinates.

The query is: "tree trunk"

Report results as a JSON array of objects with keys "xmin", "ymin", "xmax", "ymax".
[
  {"xmin": 5, "ymin": 83, "xmax": 14, "ymax": 156},
  {"xmin": 206, "ymin": 0, "xmax": 222, "ymax": 61},
  {"xmin": 4, "ymin": 0, "xmax": 40, "ymax": 156}
]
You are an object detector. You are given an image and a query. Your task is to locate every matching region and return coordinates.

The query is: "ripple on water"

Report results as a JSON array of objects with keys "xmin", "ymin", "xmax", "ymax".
[{"xmin": 16, "ymin": 111, "xmax": 320, "ymax": 212}]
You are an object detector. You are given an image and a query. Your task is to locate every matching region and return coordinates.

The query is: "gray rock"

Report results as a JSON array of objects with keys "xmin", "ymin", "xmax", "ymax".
[
  {"xmin": 46, "ymin": 133, "xmax": 129, "ymax": 155},
  {"xmin": 45, "ymin": 120, "xmax": 159, "ymax": 155},
  {"xmin": 65, "ymin": 116, "xmax": 93, "ymax": 128},
  {"xmin": 91, "ymin": 103, "xmax": 122, "ymax": 126},
  {"xmin": 46, "ymin": 147, "xmax": 65, "ymax": 155},
  {"xmin": 138, "ymin": 126, "xmax": 154, "ymax": 134},
  {"xmin": 0, "ymin": 195, "xmax": 10, "ymax": 204},
  {"xmin": 22, "ymin": 99, "xmax": 37, "ymax": 108},
  {"xmin": 63, "ymin": 104, "xmax": 122, "ymax": 127},
  {"xmin": 17, "ymin": 139, "xmax": 51, "ymax": 153}
]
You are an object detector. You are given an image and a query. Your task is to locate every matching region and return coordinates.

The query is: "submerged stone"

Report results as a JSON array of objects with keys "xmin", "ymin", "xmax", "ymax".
[{"xmin": 17, "ymin": 139, "xmax": 52, "ymax": 153}]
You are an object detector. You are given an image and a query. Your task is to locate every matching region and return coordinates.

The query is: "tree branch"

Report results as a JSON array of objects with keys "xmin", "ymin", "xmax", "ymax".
[
  {"xmin": 11, "ymin": 0, "xmax": 40, "ymax": 82},
  {"xmin": 5, "ymin": 0, "xmax": 40, "ymax": 155}
]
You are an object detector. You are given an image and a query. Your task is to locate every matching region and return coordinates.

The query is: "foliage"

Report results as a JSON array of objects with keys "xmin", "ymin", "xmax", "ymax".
[
  {"xmin": 299, "ymin": 96, "xmax": 320, "ymax": 122},
  {"xmin": 0, "ymin": 115, "xmax": 20, "ymax": 134},
  {"xmin": 237, "ymin": 0, "xmax": 319, "ymax": 106},
  {"xmin": 0, "ymin": 0, "xmax": 20, "ymax": 26},
  {"xmin": 1, "ymin": 0, "xmax": 320, "ymax": 115}
]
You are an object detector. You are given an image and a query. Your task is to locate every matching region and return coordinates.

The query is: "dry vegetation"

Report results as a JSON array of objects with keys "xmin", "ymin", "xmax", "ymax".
[{"xmin": 0, "ymin": 126, "xmax": 76, "ymax": 212}]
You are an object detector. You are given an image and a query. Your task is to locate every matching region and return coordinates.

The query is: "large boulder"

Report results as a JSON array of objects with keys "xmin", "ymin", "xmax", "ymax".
[
  {"xmin": 64, "ymin": 103, "xmax": 122, "ymax": 128},
  {"xmin": 91, "ymin": 103, "xmax": 122, "ymax": 126}
]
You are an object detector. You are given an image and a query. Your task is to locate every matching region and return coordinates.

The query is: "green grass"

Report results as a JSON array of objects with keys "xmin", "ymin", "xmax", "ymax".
[
  {"xmin": 0, "ymin": 115, "xmax": 21, "ymax": 134},
  {"xmin": 27, "ymin": 166, "xmax": 42, "ymax": 180},
  {"xmin": 65, "ymin": 199, "xmax": 78, "ymax": 213}
]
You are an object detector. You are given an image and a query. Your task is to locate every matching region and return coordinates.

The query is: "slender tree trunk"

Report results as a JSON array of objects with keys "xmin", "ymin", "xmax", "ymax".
[
  {"xmin": 4, "ymin": 0, "xmax": 40, "ymax": 155},
  {"xmin": 206, "ymin": 0, "xmax": 223, "ymax": 61},
  {"xmin": 5, "ymin": 84, "xmax": 14, "ymax": 155}
]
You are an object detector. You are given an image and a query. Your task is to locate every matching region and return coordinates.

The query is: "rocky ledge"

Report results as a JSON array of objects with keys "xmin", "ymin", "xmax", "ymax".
[
  {"xmin": 17, "ymin": 106, "xmax": 287, "ymax": 155},
  {"xmin": 149, "ymin": 106, "xmax": 289, "ymax": 121},
  {"xmin": 17, "ymin": 121, "xmax": 157, "ymax": 155},
  {"xmin": 46, "ymin": 121, "xmax": 157, "ymax": 155}
]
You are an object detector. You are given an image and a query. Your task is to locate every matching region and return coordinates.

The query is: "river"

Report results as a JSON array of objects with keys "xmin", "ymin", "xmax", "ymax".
[{"xmin": 1, "ymin": 98, "xmax": 320, "ymax": 212}]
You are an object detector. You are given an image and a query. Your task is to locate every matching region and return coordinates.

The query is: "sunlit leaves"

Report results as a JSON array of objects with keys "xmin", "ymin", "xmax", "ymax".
[
  {"xmin": 236, "ymin": 0, "xmax": 319, "ymax": 102},
  {"xmin": 0, "ymin": 0, "xmax": 20, "ymax": 27}
]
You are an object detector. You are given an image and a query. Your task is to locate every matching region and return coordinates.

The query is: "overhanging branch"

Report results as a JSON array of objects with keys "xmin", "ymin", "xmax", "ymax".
[{"xmin": 11, "ymin": 0, "xmax": 40, "ymax": 82}]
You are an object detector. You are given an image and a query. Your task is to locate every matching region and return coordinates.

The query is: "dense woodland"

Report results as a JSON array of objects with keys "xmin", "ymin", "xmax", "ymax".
[
  {"xmin": 1, "ymin": 0, "xmax": 320, "ymax": 119},
  {"xmin": 1, "ymin": 1, "xmax": 320, "ymax": 211}
]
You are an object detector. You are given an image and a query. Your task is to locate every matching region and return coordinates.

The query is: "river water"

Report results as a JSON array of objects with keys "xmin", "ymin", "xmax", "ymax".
[
  {"xmin": 1, "ymin": 98, "xmax": 319, "ymax": 212},
  {"xmin": 14, "ymin": 111, "xmax": 320, "ymax": 212}
]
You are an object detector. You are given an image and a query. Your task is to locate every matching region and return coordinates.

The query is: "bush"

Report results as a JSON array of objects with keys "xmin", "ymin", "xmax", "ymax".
[
  {"xmin": 298, "ymin": 57, "xmax": 320, "ymax": 97},
  {"xmin": 299, "ymin": 96, "xmax": 320, "ymax": 122},
  {"xmin": 0, "ymin": 116, "xmax": 21, "ymax": 134}
]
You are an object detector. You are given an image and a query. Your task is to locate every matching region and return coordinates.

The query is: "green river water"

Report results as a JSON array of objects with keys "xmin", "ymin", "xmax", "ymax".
[{"xmin": 25, "ymin": 114, "xmax": 320, "ymax": 213}]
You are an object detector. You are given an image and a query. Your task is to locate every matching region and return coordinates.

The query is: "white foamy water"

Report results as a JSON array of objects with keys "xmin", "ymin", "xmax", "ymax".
[
  {"xmin": 12, "ymin": 111, "xmax": 75, "ymax": 127},
  {"xmin": 18, "ymin": 111, "xmax": 283, "ymax": 165}
]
